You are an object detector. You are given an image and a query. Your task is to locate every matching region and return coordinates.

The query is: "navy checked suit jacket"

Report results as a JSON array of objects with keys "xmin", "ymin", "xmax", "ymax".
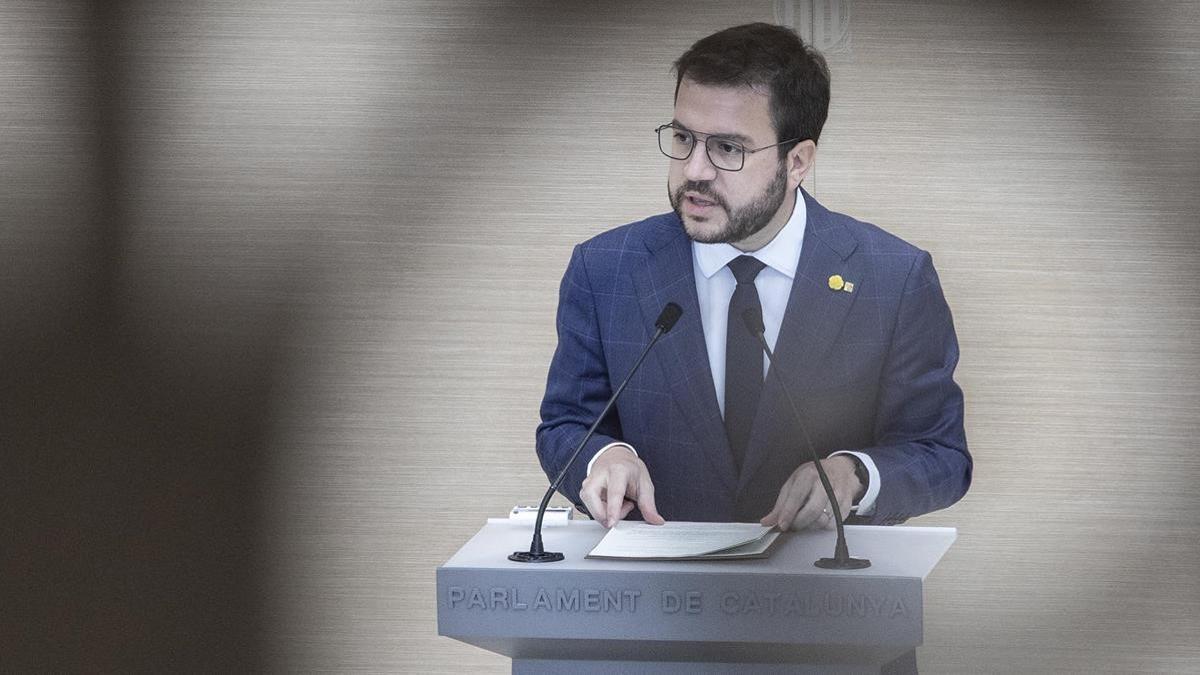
[{"xmin": 536, "ymin": 189, "xmax": 971, "ymax": 524}]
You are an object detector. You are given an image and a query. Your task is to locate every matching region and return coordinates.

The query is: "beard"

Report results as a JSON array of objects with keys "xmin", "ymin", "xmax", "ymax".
[{"xmin": 669, "ymin": 163, "xmax": 789, "ymax": 245}]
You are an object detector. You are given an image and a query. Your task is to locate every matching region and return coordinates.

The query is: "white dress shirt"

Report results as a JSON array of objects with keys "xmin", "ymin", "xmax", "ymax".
[{"xmin": 588, "ymin": 189, "xmax": 879, "ymax": 516}]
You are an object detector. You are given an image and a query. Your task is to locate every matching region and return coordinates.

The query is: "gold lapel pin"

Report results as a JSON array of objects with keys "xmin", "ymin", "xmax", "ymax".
[{"xmin": 828, "ymin": 274, "xmax": 854, "ymax": 293}]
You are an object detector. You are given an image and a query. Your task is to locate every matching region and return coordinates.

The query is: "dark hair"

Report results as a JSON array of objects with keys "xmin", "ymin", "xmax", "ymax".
[{"xmin": 672, "ymin": 22, "xmax": 831, "ymax": 154}]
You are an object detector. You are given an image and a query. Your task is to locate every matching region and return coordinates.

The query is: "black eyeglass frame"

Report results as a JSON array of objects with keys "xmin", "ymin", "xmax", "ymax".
[{"xmin": 655, "ymin": 123, "xmax": 802, "ymax": 172}]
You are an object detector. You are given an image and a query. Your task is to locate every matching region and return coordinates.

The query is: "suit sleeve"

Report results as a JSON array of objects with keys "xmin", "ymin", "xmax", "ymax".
[
  {"xmin": 536, "ymin": 244, "xmax": 626, "ymax": 508},
  {"xmin": 852, "ymin": 251, "xmax": 972, "ymax": 525}
]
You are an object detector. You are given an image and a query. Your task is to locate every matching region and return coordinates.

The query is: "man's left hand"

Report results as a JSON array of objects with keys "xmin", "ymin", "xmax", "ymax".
[{"xmin": 760, "ymin": 456, "xmax": 863, "ymax": 531}]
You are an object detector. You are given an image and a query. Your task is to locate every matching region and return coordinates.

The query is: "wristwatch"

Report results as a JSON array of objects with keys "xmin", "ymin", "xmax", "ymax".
[{"xmin": 851, "ymin": 456, "xmax": 869, "ymax": 504}]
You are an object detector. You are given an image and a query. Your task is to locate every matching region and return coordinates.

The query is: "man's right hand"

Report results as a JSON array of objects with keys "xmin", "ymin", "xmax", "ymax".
[{"xmin": 579, "ymin": 446, "xmax": 665, "ymax": 528}]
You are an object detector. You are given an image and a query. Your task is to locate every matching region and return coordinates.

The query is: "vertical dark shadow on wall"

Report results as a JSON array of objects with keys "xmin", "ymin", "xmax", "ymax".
[{"xmin": 3, "ymin": 4, "xmax": 279, "ymax": 671}]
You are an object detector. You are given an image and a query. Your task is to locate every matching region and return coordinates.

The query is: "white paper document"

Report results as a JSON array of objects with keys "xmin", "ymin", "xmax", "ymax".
[{"xmin": 586, "ymin": 521, "xmax": 782, "ymax": 561}]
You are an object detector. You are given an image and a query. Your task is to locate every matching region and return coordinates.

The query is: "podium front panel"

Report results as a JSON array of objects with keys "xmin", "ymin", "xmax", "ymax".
[{"xmin": 438, "ymin": 520, "xmax": 954, "ymax": 667}]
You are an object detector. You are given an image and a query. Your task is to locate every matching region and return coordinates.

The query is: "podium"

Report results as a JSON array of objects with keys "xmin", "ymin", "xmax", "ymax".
[{"xmin": 438, "ymin": 519, "xmax": 955, "ymax": 674}]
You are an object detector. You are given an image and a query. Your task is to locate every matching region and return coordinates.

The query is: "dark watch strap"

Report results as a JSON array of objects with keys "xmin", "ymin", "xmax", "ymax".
[{"xmin": 851, "ymin": 456, "xmax": 869, "ymax": 504}]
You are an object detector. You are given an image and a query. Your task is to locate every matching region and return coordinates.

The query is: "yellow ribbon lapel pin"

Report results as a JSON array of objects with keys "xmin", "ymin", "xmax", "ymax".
[{"xmin": 828, "ymin": 274, "xmax": 855, "ymax": 293}]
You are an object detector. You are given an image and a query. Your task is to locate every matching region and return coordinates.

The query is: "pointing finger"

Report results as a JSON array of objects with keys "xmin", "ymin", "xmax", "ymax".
[
  {"xmin": 761, "ymin": 473, "xmax": 797, "ymax": 527},
  {"xmin": 775, "ymin": 474, "xmax": 813, "ymax": 532},
  {"xmin": 636, "ymin": 471, "xmax": 665, "ymax": 525},
  {"xmin": 605, "ymin": 469, "xmax": 629, "ymax": 528}
]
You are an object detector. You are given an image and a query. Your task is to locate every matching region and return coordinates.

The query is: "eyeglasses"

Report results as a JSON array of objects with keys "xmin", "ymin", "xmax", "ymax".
[{"xmin": 655, "ymin": 124, "xmax": 800, "ymax": 172}]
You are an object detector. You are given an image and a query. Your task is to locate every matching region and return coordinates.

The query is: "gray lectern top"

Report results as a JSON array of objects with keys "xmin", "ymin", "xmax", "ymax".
[
  {"xmin": 438, "ymin": 519, "xmax": 956, "ymax": 674},
  {"xmin": 444, "ymin": 519, "xmax": 955, "ymax": 579}
]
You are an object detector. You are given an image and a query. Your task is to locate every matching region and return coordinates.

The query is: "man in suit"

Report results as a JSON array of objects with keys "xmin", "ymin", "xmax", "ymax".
[{"xmin": 536, "ymin": 23, "xmax": 971, "ymax": 531}]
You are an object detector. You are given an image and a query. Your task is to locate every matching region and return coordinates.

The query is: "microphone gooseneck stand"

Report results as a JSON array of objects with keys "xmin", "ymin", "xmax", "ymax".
[
  {"xmin": 510, "ymin": 303, "xmax": 683, "ymax": 563},
  {"xmin": 742, "ymin": 308, "xmax": 870, "ymax": 570}
]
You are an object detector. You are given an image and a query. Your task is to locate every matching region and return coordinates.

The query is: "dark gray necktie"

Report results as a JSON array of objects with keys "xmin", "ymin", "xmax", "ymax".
[{"xmin": 724, "ymin": 255, "xmax": 767, "ymax": 472}]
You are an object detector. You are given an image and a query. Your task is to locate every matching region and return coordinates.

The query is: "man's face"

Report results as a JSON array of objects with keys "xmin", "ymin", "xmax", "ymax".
[{"xmin": 667, "ymin": 78, "xmax": 791, "ymax": 245}]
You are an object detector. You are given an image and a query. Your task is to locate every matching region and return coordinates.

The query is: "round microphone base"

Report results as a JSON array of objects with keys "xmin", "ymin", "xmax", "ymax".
[
  {"xmin": 815, "ymin": 556, "xmax": 871, "ymax": 570},
  {"xmin": 508, "ymin": 550, "xmax": 565, "ymax": 563}
]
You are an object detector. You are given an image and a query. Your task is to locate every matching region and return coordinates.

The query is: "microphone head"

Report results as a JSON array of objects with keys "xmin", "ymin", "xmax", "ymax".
[
  {"xmin": 741, "ymin": 307, "xmax": 765, "ymax": 336},
  {"xmin": 656, "ymin": 302, "xmax": 683, "ymax": 333}
]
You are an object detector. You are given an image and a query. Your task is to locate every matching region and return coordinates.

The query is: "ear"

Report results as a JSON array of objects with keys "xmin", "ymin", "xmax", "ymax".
[{"xmin": 786, "ymin": 140, "xmax": 817, "ymax": 190}]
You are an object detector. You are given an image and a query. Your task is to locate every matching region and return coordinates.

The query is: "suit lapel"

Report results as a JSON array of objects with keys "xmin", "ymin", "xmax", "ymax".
[
  {"xmin": 738, "ymin": 191, "xmax": 862, "ymax": 493},
  {"xmin": 631, "ymin": 216, "xmax": 739, "ymax": 494}
]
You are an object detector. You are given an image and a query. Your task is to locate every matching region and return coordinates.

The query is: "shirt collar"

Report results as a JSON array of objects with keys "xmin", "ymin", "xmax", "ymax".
[{"xmin": 692, "ymin": 187, "xmax": 808, "ymax": 280}]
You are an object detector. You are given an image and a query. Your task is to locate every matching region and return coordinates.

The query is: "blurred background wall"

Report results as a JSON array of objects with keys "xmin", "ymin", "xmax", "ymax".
[{"xmin": 3, "ymin": 1, "xmax": 1197, "ymax": 672}]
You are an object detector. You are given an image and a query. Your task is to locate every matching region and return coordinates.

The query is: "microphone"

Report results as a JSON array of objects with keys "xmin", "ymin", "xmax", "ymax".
[
  {"xmin": 741, "ymin": 307, "xmax": 871, "ymax": 570},
  {"xmin": 511, "ymin": 302, "xmax": 683, "ymax": 563}
]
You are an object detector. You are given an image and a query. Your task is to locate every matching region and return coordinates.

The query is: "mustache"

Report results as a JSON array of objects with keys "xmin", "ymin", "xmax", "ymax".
[{"xmin": 674, "ymin": 181, "xmax": 726, "ymax": 208}]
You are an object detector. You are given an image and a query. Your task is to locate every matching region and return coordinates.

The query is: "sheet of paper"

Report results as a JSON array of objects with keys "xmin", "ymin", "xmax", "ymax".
[
  {"xmin": 588, "ymin": 521, "xmax": 775, "ymax": 558},
  {"xmin": 700, "ymin": 530, "xmax": 781, "ymax": 558}
]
